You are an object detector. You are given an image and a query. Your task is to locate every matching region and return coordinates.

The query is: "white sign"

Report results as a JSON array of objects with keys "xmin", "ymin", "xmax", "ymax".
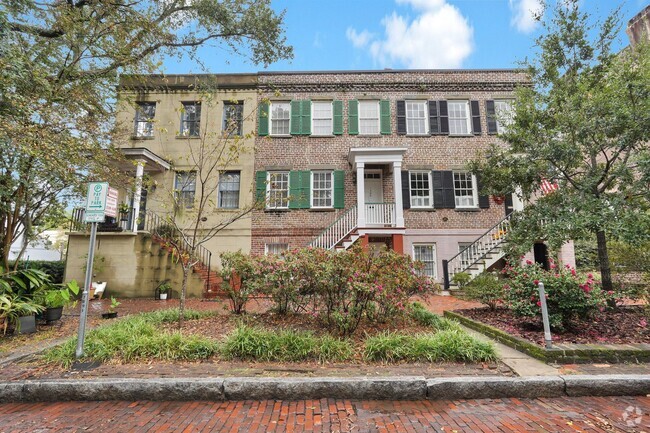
[
  {"xmin": 105, "ymin": 187, "xmax": 119, "ymax": 218},
  {"xmin": 84, "ymin": 182, "xmax": 109, "ymax": 223}
]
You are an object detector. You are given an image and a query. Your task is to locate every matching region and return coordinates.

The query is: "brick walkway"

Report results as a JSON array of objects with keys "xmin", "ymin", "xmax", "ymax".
[{"xmin": 1, "ymin": 396, "xmax": 649, "ymax": 432}]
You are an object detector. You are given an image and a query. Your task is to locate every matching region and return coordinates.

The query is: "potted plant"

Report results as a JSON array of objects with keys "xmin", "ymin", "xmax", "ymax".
[
  {"xmin": 0, "ymin": 294, "xmax": 44, "ymax": 335},
  {"xmin": 101, "ymin": 296, "xmax": 120, "ymax": 319},
  {"xmin": 118, "ymin": 203, "xmax": 130, "ymax": 221},
  {"xmin": 42, "ymin": 280, "xmax": 80, "ymax": 323},
  {"xmin": 158, "ymin": 281, "xmax": 171, "ymax": 300}
]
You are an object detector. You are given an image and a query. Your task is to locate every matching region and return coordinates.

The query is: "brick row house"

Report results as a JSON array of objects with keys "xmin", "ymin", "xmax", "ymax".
[{"xmin": 65, "ymin": 69, "xmax": 576, "ymax": 297}]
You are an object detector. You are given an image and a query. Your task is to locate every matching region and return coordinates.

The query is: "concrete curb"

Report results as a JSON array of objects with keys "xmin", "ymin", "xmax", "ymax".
[{"xmin": 0, "ymin": 375, "xmax": 649, "ymax": 402}]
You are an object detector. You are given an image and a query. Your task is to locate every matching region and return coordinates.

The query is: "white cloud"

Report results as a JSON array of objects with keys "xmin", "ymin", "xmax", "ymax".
[
  {"xmin": 346, "ymin": 0, "xmax": 473, "ymax": 69},
  {"xmin": 509, "ymin": 0, "xmax": 543, "ymax": 33},
  {"xmin": 346, "ymin": 28, "xmax": 374, "ymax": 49}
]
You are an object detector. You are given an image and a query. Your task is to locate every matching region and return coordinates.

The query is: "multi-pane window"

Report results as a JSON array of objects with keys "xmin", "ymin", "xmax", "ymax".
[
  {"xmin": 311, "ymin": 171, "xmax": 333, "ymax": 208},
  {"xmin": 265, "ymin": 243, "xmax": 288, "ymax": 256},
  {"xmin": 267, "ymin": 171, "xmax": 289, "ymax": 209},
  {"xmin": 223, "ymin": 102, "xmax": 243, "ymax": 136},
  {"xmin": 453, "ymin": 172, "xmax": 478, "ymax": 208},
  {"xmin": 494, "ymin": 100, "xmax": 514, "ymax": 134},
  {"xmin": 270, "ymin": 102, "xmax": 290, "ymax": 135},
  {"xmin": 180, "ymin": 102, "xmax": 201, "ymax": 137},
  {"xmin": 359, "ymin": 101, "xmax": 379, "ymax": 135},
  {"xmin": 175, "ymin": 171, "xmax": 196, "ymax": 208},
  {"xmin": 409, "ymin": 171, "xmax": 432, "ymax": 208},
  {"xmin": 134, "ymin": 102, "xmax": 156, "ymax": 137},
  {"xmin": 312, "ymin": 101, "xmax": 333, "ymax": 135},
  {"xmin": 413, "ymin": 244, "xmax": 437, "ymax": 278},
  {"xmin": 458, "ymin": 242, "xmax": 473, "ymax": 268},
  {"xmin": 448, "ymin": 100, "xmax": 471, "ymax": 135},
  {"xmin": 218, "ymin": 171, "xmax": 240, "ymax": 209},
  {"xmin": 406, "ymin": 101, "xmax": 428, "ymax": 135}
]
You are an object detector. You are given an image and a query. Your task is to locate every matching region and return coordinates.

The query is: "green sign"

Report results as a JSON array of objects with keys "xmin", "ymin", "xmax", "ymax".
[{"xmin": 85, "ymin": 182, "xmax": 109, "ymax": 223}]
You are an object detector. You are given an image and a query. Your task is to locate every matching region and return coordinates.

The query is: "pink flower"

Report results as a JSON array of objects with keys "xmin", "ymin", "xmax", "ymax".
[
  {"xmin": 640, "ymin": 319, "xmax": 647, "ymax": 328},
  {"xmin": 571, "ymin": 269, "xmax": 576, "ymax": 276},
  {"xmin": 536, "ymin": 301, "xmax": 541, "ymax": 307},
  {"xmin": 526, "ymin": 260, "xmax": 533, "ymax": 265},
  {"xmin": 533, "ymin": 280, "xmax": 539, "ymax": 285},
  {"xmin": 550, "ymin": 263, "xmax": 557, "ymax": 269},
  {"xmin": 587, "ymin": 273, "xmax": 593, "ymax": 279}
]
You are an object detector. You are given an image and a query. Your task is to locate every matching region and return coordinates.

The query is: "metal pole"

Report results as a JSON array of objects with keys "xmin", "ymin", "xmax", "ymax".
[
  {"xmin": 76, "ymin": 222, "xmax": 98, "ymax": 359},
  {"xmin": 442, "ymin": 260, "xmax": 450, "ymax": 291},
  {"xmin": 537, "ymin": 282, "xmax": 553, "ymax": 349}
]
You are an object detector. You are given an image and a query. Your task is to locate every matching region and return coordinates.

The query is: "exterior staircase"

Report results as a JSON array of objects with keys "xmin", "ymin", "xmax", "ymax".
[
  {"xmin": 442, "ymin": 213, "xmax": 512, "ymax": 290},
  {"xmin": 309, "ymin": 205, "xmax": 360, "ymax": 250}
]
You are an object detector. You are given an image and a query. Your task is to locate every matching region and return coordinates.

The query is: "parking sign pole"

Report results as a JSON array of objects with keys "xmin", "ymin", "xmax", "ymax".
[{"xmin": 76, "ymin": 221, "xmax": 98, "ymax": 359}]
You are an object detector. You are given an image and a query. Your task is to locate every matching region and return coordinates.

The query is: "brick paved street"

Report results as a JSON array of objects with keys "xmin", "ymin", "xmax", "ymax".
[{"xmin": 1, "ymin": 396, "xmax": 649, "ymax": 432}]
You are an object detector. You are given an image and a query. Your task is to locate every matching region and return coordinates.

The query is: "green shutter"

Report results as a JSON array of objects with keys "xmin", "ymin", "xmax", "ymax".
[
  {"xmin": 290, "ymin": 100, "xmax": 302, "ymax": 135},
  {"xmin": 289, "ymin": 171, "xmax": 310, "ymax": 209},
  {"xmin": 333, "ymin": 170, "xmax": 345, "ymax": 209},
  {"xmin": 380, "ymin": 99, "xmax": 391, "ymax": 135},
  {"xmin": 348, "ymin": 100, "xmax": 359, "ymax": 135},
  {"xmin": 258, "ymin": 102, "xmax": 269, "ymax": 136},
  {"xmin": 301, "ymin": 100, "xmax": 311, "ymax": 135},
  {"xmin": 255, "ymin": 171, "xmax": 267, "ymax": 205},
  {"xmin": 333, "ymin": 100, "xmax": 343, "ymax": 135}
]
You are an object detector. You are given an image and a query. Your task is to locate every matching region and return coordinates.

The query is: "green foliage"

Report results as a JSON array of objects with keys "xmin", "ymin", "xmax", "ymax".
[
  {"xmin": 573, "ymin": 239, "xmax": 600, "ymax": 270},
  {"xmin": 43, "ymin": 309, "xmax": 218, "ymax": 367},
  {"xmin": 363, "ymin": 330, "xmax": 497, "ymax": 363},
  {"xmin": 10, "ymin": 261, "xmax": 65, "ymax": 284},
  {"xmin": 451, "ymin": 272, "xmax": 471, "ymax": 290},
  {"xmin": 220, "ymin": 251, "xmax": 258, "ymax": 314},
  {"xmin": 221, "ymin": 325, "xmax": 353, "ymax": 363},
  {"xmin": 503, "ymin": 261, "xmax": 607, "ymax": 331},
  {"xmin": 0, "ymin": 293, "xmax": 44, "ymax": 335},
  {"xmin": 463, "ymin": 272, "xmax": 504, "ymax": 311},
  {"xmin": 246, "ymin": 246, "xmax": 438, "ymax": 336},
  {"xmin": 43, "ymin": 280, "xmax": 80, "ymax": 309},
  {"xmin": 409, "ymin": 302, "xmax": 461, "ymax": 332},
  {"xmin": 109, "ymin": 296, "xmax": 121, "ymax": 313},
  {"xmin": 468, "ymin": 1, "xmax": 650, "ymax": 292}
]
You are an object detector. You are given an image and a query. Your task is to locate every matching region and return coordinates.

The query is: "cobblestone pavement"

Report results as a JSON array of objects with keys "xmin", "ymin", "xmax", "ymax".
[{"xmin": 1, "ymin": 396, "xmax": 649, "ymax": 432}]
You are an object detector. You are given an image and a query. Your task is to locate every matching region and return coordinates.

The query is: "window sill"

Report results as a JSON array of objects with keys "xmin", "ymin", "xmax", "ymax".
[
  {"xmin": 310, "ymin": 134, "xmax": 335, "ymax": 138},
  {"xmin": 269, "ymin": 134, "xmax": 292, "ymax": 138},
  {"xmin": 454, "ymin": 208, "xmax": 480, "ymax": 212},
  {"xmin": 265, "ymin": 208, "xmax": 290, "ymax": 213},
  {"xmin": 408, "ymin": 207, "xmax": 435, "ymax": 212},
  {"xmin": 131, "ymin": 135, "xmax": 155, "ymax": 140},
  {"xmin": 406, "ymin": 134, "xmax": 430, "ymax": 137},
  {"xmin": 358, "ymin": 134, "xmax": 382, "ymax": 137},
  {"xmin": 309, "ymin": 208, "xmax": 335, "ymax": 212},
  {"xmin": 448, "ymin": 134, "xmax": 476, "ymax": 138},
  {"xmin": 216, "ymin": 208, "xmax": 241, "ymax": 212},
  {"xmin": 175, "ymin": 135, "xmax": 201, "ymax": 139}
]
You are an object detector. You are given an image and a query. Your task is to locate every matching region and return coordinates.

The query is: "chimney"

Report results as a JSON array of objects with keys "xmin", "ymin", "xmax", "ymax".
[{"xmin": 627, "ymin": 5, "xmax": 650, "ymax": 46}]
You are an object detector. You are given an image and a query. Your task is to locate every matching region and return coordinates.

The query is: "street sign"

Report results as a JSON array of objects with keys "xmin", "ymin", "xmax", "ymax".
[
  {"xmin": 105, "ymin": 187, "xmax": 119, "ymax": 218},
  {"xmin": 84, "ymin": 182, "xmax": 109, "ymax": 223}
]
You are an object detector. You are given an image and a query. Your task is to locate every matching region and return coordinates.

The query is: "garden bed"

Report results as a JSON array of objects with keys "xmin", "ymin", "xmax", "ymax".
[{"xmin": 456, "ymin": 306, "xmax": 650, "ymax": 346}]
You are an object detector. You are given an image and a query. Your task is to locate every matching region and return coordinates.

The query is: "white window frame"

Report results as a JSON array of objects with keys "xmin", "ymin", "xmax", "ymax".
[
  {"xmin": 311, "ymin": 170, "xmax": 333, "ymax": 209},
  {"xmin": 266, "ymin": 171, "xmax": 290, "ymax": 209},
  {"xmin": 174, "ymin": 171, "xmax": 196, "ymax": 209},
  {"xmin": 180, "ymin": 102, "xmax": 201, "ymax": 137},
  {"xmin": 218, "ymin": 171, "xmax": 241, "ymax": 209},
  {"xmin": 447, "ymin": 100, "xmax": 471, "ymax": 136},
  {"xmin": 359, "ymin": 100, "xmax": 380, "ymax": 135},
  {"xmin": 453, "ymin": 171, "xmax": 479, "ymax": 209},
  {"xmin": 494, "ymin": 99, "xmax": 514, "ymax": 134},
  {"xmin": 222, "ymin": 101, "xmax": 244, "ymax": 137},
  {"xmin": 270, "ymin": 102, "xmax": 290, "ymax": 136},
  {"xmin": 413, "ymin": 244, "xmax": 437, "ymax": 279},
  {"xmin": 265, "ymin": 243, "xmax": 288, "ymax": 256},
  {"xmin": 134, "ymin": 102, "xmax": 156, "ymax": 137},
  {"xmin": 409, "ymin": 171, "xmax": 433, "ymax": 208},
  {"xmin": 311, "ymin": 101, "xmax": 333, "ymax": 136},
  {"xmin": 406, "ymin": 100, "xmax": 428, "ymax": 135}
]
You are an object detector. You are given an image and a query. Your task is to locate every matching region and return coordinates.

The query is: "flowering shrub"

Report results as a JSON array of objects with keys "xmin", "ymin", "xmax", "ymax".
[
  {"xmin": 503, "ymin": 260, "xmax": 606, "ymax": 331},
  {"xmin": 220, "ymin": 251, "xmax": 257, "ymax": 314},
  {"xmin": 235, "ymin": 245, "xmax": 437, "ymax": 335},
  {"xmin": 463, "ymin": 272, "xmax": 504, "ymax": 311}
]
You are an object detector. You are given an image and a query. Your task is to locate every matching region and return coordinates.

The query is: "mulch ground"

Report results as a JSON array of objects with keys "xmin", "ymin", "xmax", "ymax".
[{"xmin": 457, "ymin": 306, "xmax": 650, "ymax": 346}]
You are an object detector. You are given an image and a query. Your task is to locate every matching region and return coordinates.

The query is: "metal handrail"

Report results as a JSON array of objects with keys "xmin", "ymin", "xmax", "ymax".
[
  {"xmin": 442, "ymin": 212, "xmax": 513, "ymax": 290},
  {"xmin": 309, "ymin": 205, "xmax": 358, "ymax": 250}
]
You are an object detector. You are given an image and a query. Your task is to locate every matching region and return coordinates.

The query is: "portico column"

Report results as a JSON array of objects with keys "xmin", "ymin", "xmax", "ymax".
[
  {"xmin": 356, "ymin": 162, "xmax": 366, "ymax": 228},
  {"xmin": 131, "ymin": 160, "xmax": 145, "ymax": 232},
  {"xmin": 393, "ymin": 161, "xmax": 404, "ymax": 227}
]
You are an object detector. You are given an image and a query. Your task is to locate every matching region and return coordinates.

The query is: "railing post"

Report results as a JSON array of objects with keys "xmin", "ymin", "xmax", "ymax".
[
  {"xmin": 206, "ymin": 251, "xmax": 211, "ymax": 296},
  {"xmin": 442, "ymin": 260, "xmax": 450, "ymax": 291}
]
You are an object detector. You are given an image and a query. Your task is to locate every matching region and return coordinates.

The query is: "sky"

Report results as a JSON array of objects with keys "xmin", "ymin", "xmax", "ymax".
[{"xmin": 163, "ymin": 0, "xmax": 648, "ymax": 74}]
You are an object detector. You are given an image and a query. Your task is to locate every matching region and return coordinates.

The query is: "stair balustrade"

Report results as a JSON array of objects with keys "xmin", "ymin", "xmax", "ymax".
[{"xmin": 309, "ymin": 205, "xmax": 358, "ymax": 250}]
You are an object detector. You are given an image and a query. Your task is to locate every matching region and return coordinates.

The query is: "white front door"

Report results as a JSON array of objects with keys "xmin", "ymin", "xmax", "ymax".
[{"xmin": 364, "ymin": 171, "xmax": 384, "ymax": 225}]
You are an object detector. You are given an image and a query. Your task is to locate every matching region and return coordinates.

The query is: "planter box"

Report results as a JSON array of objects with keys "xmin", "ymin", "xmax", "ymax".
[
  {"xmin": 18, "ymin": 315, "xmax": 37, "ymax": 334},
  {"xmin": 45, "ymin": 307, "xmax": 63, "ymax": 322},
  {"xmin": 101, "ymin": 312, "xmax": 118, "ymax": 319}
]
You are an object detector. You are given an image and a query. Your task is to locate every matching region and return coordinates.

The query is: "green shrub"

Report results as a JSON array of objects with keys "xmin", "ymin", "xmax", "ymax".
[
  {"xmin": 43, "ymin": 309, "xmax": 217, "ymax": 367},
  {"xmin": 10, "ymin": 261, "xmax": 66, "ymax": 284},
  {"xmin": 463, "ymin": 272, "xmax": 504, "ymax": 310},
  {"xmin": 451, "ymin": 272, "xmax": 471, "ymax": 290},
  {"xmin": 220, "ymin": 251, "xmax": 258, "ymax": 314},
  {"xmin": 409, "ymin": 302, "xmax": 461, "ymax": 331},
  {"xmin": 221, "ymin": 325, "xmax": 353, "ymax": 363},
  {"xmin": 363, "ymin": 330, "xmax": 496, "ymax": 363},
  {"xmin": 503, "ymin": 261, "xmax": 606, "ymax": 331}
]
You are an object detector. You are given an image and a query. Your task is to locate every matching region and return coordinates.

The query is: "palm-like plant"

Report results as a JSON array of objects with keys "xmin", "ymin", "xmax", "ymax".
[{"xmin": 0, "ymin": 293, "xmax": 44, "ymax": 335}]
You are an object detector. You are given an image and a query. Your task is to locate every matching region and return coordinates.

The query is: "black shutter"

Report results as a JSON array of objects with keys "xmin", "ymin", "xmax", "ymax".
[
  {"xmin": 471, "ymin": 100, "xmax": 482, "ymax": 135},
  {"xmin": 486, "ymin": 100, "xmax": 497, "ymax": 134},
  {"xmin": 401, "ymin": 171, "xmax": 410, "ymax": 209},
  {"xmin": 428, "ymin": 101, "xmax": 439, "ymax": 135},
  {"xmin": 396, "ymin": 101, "xmax": 406, "ymax": 135},
  {"xmin": 433, "ymin": 170, "xmax": 455, "ymax": 209},
  {"xmin": 477, "ymin": 175, "xmax": 490, "ymax": 209},
  {"xmin": 505, "ymin": 193, "xmax": 514, "ymax": 215},
  {"xmin": 438, "ymin": 101, "xmax": 449, "ymax": 135}
]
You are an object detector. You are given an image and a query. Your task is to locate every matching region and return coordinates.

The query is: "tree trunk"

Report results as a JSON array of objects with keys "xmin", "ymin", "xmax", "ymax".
[
  {"xmin": 596, "ymin": 230, "xmax": 613, "ymax": 292},
  {"xmin": 179, "ymin": 265, "xmax": 189, "ymax": 330}
]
